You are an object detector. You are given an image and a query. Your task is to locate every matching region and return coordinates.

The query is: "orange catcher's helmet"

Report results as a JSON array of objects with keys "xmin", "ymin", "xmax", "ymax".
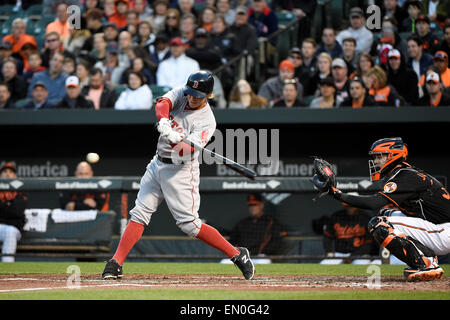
[{"xmin": 368, "ymin": 137, "xmax": 408, "ymax": 181}]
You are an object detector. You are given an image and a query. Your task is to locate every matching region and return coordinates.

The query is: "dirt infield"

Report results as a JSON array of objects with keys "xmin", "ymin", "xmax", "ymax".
[{"xmin": 0, "ymin": 274, "xmax": 449, "ymax": 293}]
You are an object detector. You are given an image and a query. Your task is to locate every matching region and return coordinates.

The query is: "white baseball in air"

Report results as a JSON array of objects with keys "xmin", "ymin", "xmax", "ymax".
[{"xmin": 86, "ymin": 152, "xmax": 100, "ymax": 163}]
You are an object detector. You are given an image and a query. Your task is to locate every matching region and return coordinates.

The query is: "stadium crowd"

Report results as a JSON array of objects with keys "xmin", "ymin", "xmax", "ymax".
[{"xmin": 0, "ymin": 0, "xmax": 449, "ymax": 110}]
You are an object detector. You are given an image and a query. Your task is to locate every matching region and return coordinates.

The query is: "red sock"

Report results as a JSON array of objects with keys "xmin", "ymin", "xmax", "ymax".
[
  {"xmin": 196, "ymin": 223, "xmax": 239, "ymax": 258},
  {"xmin": 112, "ymin": 220, "xmax": 145, "ymax": 265}
]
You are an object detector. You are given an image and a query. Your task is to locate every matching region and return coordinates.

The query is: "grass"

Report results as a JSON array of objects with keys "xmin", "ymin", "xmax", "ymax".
[{"xmin": 0, "ymin": 262, "xmax": 449, "ymax": 301}]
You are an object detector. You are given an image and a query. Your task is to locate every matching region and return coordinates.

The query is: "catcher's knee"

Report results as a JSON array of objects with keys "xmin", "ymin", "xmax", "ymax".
[
  {"xmin": 368, "ymin": 216, "xmax": 394, "ymax": 246},
  {"xmin": 177, "ymin": 218, "xmax": 202, "ymax": 237}
]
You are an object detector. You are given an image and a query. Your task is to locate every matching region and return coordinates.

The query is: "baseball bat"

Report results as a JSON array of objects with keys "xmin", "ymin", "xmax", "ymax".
[{"xmin": 183, "ymin": 138, "xmax": 257, "ymax": 180}]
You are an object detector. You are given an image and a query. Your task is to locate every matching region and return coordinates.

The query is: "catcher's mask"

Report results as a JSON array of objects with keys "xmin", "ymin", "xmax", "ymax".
[{"xmin": 368, "ymin": 137, "xmax": 408, "ymax": 181}]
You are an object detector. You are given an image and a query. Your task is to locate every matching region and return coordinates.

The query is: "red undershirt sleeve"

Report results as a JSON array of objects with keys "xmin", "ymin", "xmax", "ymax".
[{"xmin": 155, "ymin": 97, "xmax": 172, "ymax": 121}]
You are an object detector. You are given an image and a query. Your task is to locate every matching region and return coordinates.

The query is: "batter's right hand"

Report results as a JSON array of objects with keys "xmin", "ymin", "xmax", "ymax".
[{"xmin": 157, "ymin": 118, "xmax": 172, "ymax": 136}]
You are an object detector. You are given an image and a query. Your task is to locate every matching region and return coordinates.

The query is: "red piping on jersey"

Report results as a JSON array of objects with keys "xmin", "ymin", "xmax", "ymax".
[{"xmin": 155, "ymin": 97, "xmax": 172, "ymax": 120}]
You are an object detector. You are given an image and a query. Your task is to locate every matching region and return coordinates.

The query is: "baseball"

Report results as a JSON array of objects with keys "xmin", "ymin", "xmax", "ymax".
[{"xmin": 86, "ymin": 153, "xmax": 100, "ymax": 163}]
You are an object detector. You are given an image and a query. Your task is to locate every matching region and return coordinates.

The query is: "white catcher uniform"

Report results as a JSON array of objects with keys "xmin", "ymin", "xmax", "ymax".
[{"xmin": 129, "ymin": 86, "xmax": 216, "ymax": 237}]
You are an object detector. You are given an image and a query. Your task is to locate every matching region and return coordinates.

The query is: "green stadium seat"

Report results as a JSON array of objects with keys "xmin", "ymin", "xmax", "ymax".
[
  {"xmin": 32, "ymin": 16, "xmax": 55, "ymax": 35},
  {"xmin": 149, "ymin": 85, "xmax": 171, "ymax": 100},
  {"xmin": 35, "ymin": 33, "xmax": 46, "ymax": 50},
  {"xmin": 114, "ymin": 86, "xmax": 127, "ymax": 96},
  {"xmin": 0, "ymin": 5, "xmax": 17, "ymax": 16},
  {"xmin": 399, "ymin": 32, "xmax": 411, "ymax": 41},
  {"xmin": 15, "ymin": 98, "xmax": 31, "ymax": 108},
  {"xmin": 302, "ymin": 95, "xmax": 315, "ymax": 107},
  {"xmin": 25, "ymin": 4, "xmax": 43, "ymax": 17}
]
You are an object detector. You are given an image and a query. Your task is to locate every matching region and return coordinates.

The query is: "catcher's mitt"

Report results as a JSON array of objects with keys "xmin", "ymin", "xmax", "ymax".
[{"xmin": 311, "ymin": 157, "xmax": 337, "ymax": 199}]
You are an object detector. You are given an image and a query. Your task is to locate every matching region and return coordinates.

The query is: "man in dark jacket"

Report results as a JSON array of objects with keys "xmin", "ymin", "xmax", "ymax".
[
  {"xmin": 81, "ymin": 68, "xmax": 118, "ymax": 109},
  {"xmin": 0, "ymin": 162, "xmax": 27, "ymax": 262},
  {"xmin": 229, "ymin": 6, "xmax": 258, "ymax": 55},
  {"xmin": 185, "ymin": 28, "xmax": 223, "ymax": 72},
  {"xmin": 23, "ymin": 82, "xmax": 55, "ymax": 109},
  {"xmin": 247, "ymin": 0, "xmax": 279, "ymax": 46},
  {"xmin": 56, "ymin": 76, "xmax": 95, "ymax": 109},
  {"xmin": 387, "ymin": 49, "xmax": 419, "ymax": 105},
  {"xmin": 0, "ymin": 57, "xmax": 27, "ymax": 102},
  {"xmin": 416, "ymin": 71, "xmax": 450, "ymax": 106},
  {"xmin": 340, "ymin": 77, "xmax": 376, "ymax": 108},
  {"xmin": 415, "ymin": 14, "xmax": 441, "ymax": 54}
]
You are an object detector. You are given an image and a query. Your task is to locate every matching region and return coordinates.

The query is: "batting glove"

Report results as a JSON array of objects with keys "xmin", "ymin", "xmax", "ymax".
[
  {"xmin": 167, "ymin": 131, "xmax": 185, "ymax": 144},
  {"xmin": 157, "ymin": 118, "xmax": 172, "ymax": 136}
]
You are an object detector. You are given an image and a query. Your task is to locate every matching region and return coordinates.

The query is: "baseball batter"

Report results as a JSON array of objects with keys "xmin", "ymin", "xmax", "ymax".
[
  {"xmin": 312, "ymin": 138, "xmax": 450, "ymax": 281},
  {"xmin": 102, "ymin": 71, "xmax": 255, "ymax": 280}
]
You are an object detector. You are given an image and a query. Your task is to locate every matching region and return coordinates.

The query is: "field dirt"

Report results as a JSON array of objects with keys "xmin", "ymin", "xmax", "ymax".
[{"xmin": 0, "ymin": 273, "xmax": 449, "ymax": 293}]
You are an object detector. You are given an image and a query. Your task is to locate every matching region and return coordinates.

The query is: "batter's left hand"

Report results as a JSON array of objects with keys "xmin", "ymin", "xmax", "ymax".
[{"xmin": 167, "ymin": 131, "xmax": 185, "ymax": 144}]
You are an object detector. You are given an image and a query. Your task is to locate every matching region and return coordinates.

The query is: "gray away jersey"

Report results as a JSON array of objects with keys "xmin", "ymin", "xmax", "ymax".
[{"xmin": 156, "ymin": 86, "xmax": 216, "ymax": 162}]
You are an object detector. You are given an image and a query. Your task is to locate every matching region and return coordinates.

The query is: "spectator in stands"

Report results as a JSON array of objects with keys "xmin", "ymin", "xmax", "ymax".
[
  {"xmin": 387, "ymin": 49, "xmax": 419, "ymax": 105},
  {"xmin": 114, "ymin": 71, "xmax": 153, "ymax": 110},
  {"xmin": 381, "ymin": 0, "xmax": 408, "ymax": 28},
  {"xmin": 0, "ymin": 162, "xmax": 27, "ymax": 262},
  {"xmin": 437, "ymin": 24, "xmax": 450, "ymax": 66},
  {"xmin": 179, "ymin": 13, "xmax": 197, "ymax": 46},
  {"xmin": 82, "ymin": 0, "xmax": 101, "ymax": 13},
  {"xmin": 103, "ymin": 0, "xmax": 117, "ymax": 20},
  {"xmin": 186, "ymin": 28, "xmax": 222, "ymax": 71},
  {"xmin": 40, "ymin": 31, "xmax": 71, "ymax": 69},
  {"xmin": 228, "ymin": 78, "xmax": 268, "ymax": 108},
  {"xmin": 85, "ymin": 8, "xmax": 105, "ymax": 51},
  {"xmin": 309, "ymin": 76, "xmax": 341, "ymax": 108},
  {"xmin": 431, "ymin": 51, "xmax": 450, "ymax": 87},
  {"xmin": 95, "ymin": 42, "xmax": 127, "ymax": 87},
  {"xmin": 46, "ymin": 2, "xmax": 71, "ymax": 42},
  {"xmin": 248, "ymin": 0, "xmax": 278, "ymax": 46},
  {"xmin": 350, "ymin": 52, "xmax": 374, "ymax": 80},
  {"xmin": 177, "ymin": 0, "xmax": 198, "ymax": 18},
  {"xmin": 0, "ymin": 41, "xmax": 23, "ymax": 76},
  {"xmin": 340, "ymin": 37, "xmax": 358, "ymax": 75},
  {"xmin": 55, "ymin": 76, "xmax": 95, "ymax": 109},
  {"xmin": 162, "ymin": 8, "xmax": 181, "ymax": 40},
  {"xmin": 370, "ymin": 18, "xmax": 408, "ymax": 65},
  {"xmin": 62, "ymin": 56, "xmax": 76, "ymax": 75},
  {"xmin": 149, "ymin": 32, "xmax": 171, "ymax": 66},
  {"xmin": 17, "ymin": 40, "xmax": 39, "ymax": 74},
  {"xmin": 407, "ymin": 35, "xmax": 434, "ymax": 80},
  {"xmin": 331, "ymin": 58, "xmax": 350, "ymax": 102},
  {"xmin": 367, "ymin": 65, "xmax": 405, "ymax": 106},
  {"xmin": 229, "ymin": 6, "xmax": 258, "ymax": 56},
  {"xmin": 22, "ymin": 82, "xmax": 55, "ymax": 109},
  {"xmin": 272, "ymin": 79, "xmax": 305, "ymax": 108},
  {"xmin": 92, "ymin": 33, "xmax": 108, "ymax": 64},
  {"xmin": 64, "ymin": 28, "xmax": 92, "ymax": 57},
  {"xmin": 59, "ymin": 161, "xmax": 109, "ymax": 212},
  {"xmin": 416, "ymin": 71, "xmax": 450, "ymax": 106},
  {"xmin": 216, "ymin": 0, "xmax": 236, "ymax": 26},
  {"xmin": 118, "ymin": 31, "xmax": 133, "ymax": 68},
  {"xmin": 137, "ymin": 21, "xmax": 155, "ymax": 52},
  {"xmin": 104, "ymin": 23, "xmax": 120, "ymax": 44},
  {"xmin": 109, "ymin": 0, "xmax": 129, "ymax": 29},
  {"xmin": 308, "ymin": 52, "xmax": 332, "ymax": 97},
  {"xmin": 229, "ymin": 193, "xmax": 285, "ymax": 256},
  {"xmin": 0, "ymin": 83, "xmax": 16, "ymax": 109},
  {"xmin": 148, "ymin": 0, "xmax": 170, "ymax": 34},
  {"xmin": 402, "ymin": 0, "xmax": 423, "ymax": 33},
  {"xmin": 1, "ymin": 18, "xmax": 37, "ymax": 55},
  {"xmin": 315, "ymin": 28, "xmax": 343, "ymax": 60},
  {"xmin": 28, "ymin": 52, "xmax": 68, "ymax": 102},
  {"xmin": 122, "ymin": 48, "xmax": 156, "ymax": 85},
  {"xmin": 415, "ymin": 14, "xmax": 441, "ymax": 54},
  {"xmin": 258, "ymin": 59, "xmax": 303, "ymax": 104},
  {"xmin": 22, "ymin": 52, "xmax": 46, "ymax": 85},
  {"xmin": 287, "ymin": 47, "xmax": 313, "ymax": 96},
  {"xmin": 211, "ymin": 14, "xmax": 239, "ymax": 62},
  {"xmin": 75, "ymin": 60, "xmax": 91, "ymax": 91},
  {"xmin": 134, "ymin": 0, "xmax": 153, "ymax": 21},
  {"xmin": 318, "ymin": 202, "xmax": 377, "ymax": 265},
  {"xmin": 0, "ymin": 57, "xmax": 27, "ymax": 102},
  {"xmin": 82, "ymin": 67, "xmax": 118, "ymax": 109},
  {"xmin": 156, "ymin": 37, "xmax": 200, "ymax": 88},
  {"xmin": 198, "ymin": 6, "xmax": 216, "ymax": 33},
  {"xmin": 300, "ymin": 38, "xmax": 317, "ymax": 75},
  {"xmin": 121, "ymin": 9, "xmax": 141, "ymax": 38},
  {"xmin": 340, "ymin": 77, "xmax": 376, "ymax": 108},
  {"xmin": 336, "ymin": 7, "xmax": 374, "ymax": 54},
  {"xmin": 422, "ymin": 0, "xmax": 450, "ymax": 29}
]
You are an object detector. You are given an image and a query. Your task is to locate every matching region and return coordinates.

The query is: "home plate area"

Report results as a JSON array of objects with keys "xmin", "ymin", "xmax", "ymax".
[{"xmin": 0, "ymin": 274, "xmax": 448, "ymax": 293}]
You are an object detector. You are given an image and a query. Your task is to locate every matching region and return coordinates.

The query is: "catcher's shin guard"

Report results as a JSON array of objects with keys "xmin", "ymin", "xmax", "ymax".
[{"xmin": 368, "ymin": 216, "xmax": 435, "ymax": 269}]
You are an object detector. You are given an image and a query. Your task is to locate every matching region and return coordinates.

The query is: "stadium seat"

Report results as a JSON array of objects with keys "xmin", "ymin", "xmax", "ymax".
[
  {"xmin": 24, "ymin": 4, "xmax": 43, "ymax": 17},
  {"xmin": 32, "ymin": 16, "xmax": 56, "ymax": 35},
  {"xmin": 0, "ymin": 5, "xmax": 17, "ymax": 16},
  {"xmin": 149, "ymin": 85, "xmax": 171, "ymax": 100},
  {"xmin": 15, "ymin": 98, "xmax": 31, "ymax": 108},
  {"xmin": 35, "ymin": 33, "xmax": 46, "ymax": 50},
  {"xmin": 114, "ymin": 86, "xmax": 127, "ymax": 95},
  {"xmin": 275, "ymin": 12, "xmax": 297, "ymax": 65}
]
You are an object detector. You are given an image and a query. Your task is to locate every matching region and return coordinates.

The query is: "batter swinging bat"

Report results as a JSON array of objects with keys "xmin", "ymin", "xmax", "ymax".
[{"xmin": 183, "ymin": 138, "xmax": 257, "ymax": 180}]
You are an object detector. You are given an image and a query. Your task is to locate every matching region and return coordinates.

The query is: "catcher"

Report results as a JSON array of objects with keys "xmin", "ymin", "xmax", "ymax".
[{"xmin": 311, "ymin": 137, "xmax": 450, "ymax": 281}]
